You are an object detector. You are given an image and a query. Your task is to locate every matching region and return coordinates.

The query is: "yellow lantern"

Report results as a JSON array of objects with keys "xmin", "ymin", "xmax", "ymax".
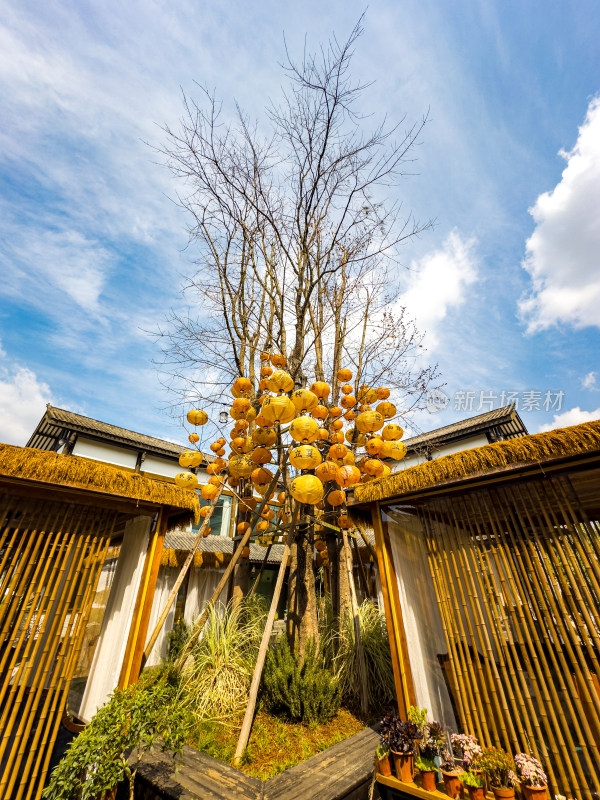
[
  {"xmin": 337, "ymin": 368, "xmax": 352, "ymax": 381},
  {"xmin": 327, "ymin": 489, "xmax": 345, "ymax": 507},
  {"xmin": 231, "ymin": 436, "xmax": 253, "ymax": 454},
  {"xmin": 256, "ymin": 519, "xmax": 270, "ymax": 533},
  {"xmin": 380, "ymin": 463, "xmax": 392, "ymax": 478},
  {"xmin": 328, "ymin": 443, "xmax": 349, "ymax": 461},
  {"xmin": 290, "ymin": 415, "xmax": 320, "ymax": 443},
  {"xmin": 253, "ymin": 426, "xmax": 277, "ymax": 446},
  {"xmin": 261, "ymin": 396, "xmax": 296, "ymax": 425},
  {"xmin": 200, "ymin": 483, "xmax": 219, "ymax": 501},
  {"xmin": 316, "ymin": 427, "xmax": 330, "ymax": 441},
  {"xmin": 340, "ymin": 394, "xmax": 357, "ymax": 409},
  {"xmin": 277, "ymin": 491, "xmax": 286, "ymax": 504},
  {"xmin": 345, "ymin": 428, "xmax": 367, "ymax": 447},
  {"xmin": 228, "ymin": 455, "xmax": 254, "ymax": 478},
  {"xmin": 232, "ymin": 377, "xmax": 252, "ymax": 398},
  {"xmin": 203, "ymin": 527, "xmax": 212, "ymax": 537},
  {"xmin": 251, "ymin": 466, "xmax": 273, "ymax": 486},
  {"xmin": 188, "ymin": 433, "xmax": 200, "ymax": 444},
  {"xmin": 365, "ymin": 437, "xmax": 384, "ymax": 456},
  {"xmin": 377, "ymin": 387, "xmax": 391, "ymax": 400},
  {"xmin": 187, "ymin": 409, "xmax": 208, "ymax": 426},
  {"xmin": 199, "ymin": 505, "xmax": 212, "ymax": 518},
  {"xmin": 376, "ymin": 401, "xmax": 396, "ymax": 419},
  {"xmin": 179, "ymin": 450, "xmax": 202, "ymax": 468},
  {"xmin": 381, "ymin": 423, "xmax": 404, "ymax": 441},
  {"xmin": 355, "ymin": 411, "xmax": 384, "ymax": 434},
  {"xmin": 251, "ymin": 447, "xmax": 273, "ymax": 465},
  {"xmin": 315, "ymin": 461, "xmax": 339, "ymax": 483},
  {"xmin": 290, "ymin": 474, "xmax": 324, "ymax": 504},
  {"xmin": 260, "ymin": 365, "xmax": 273, "ymax": 378},
  {"xmin": 237, "ymin": 521, "xmax": 251, "ymax": 534},
  {"xmin": 290, "ymin": 445, "xmax": 322, "ymax": 470},
  {"xmin": 310, "ymin": 381, "xmax": 330, "ymax": 400},
  {"xmin": 363, "ymin": 458, "xmax": 386, "ymax": 477},
  {"xmin": 255, "ymin": 412, "xmax": 268, "ymax": 428},
  {"xmin": 270, "ymin": 353, "xmax": 287, "ymax": 368},
  {"xmin": 329, "ymin": 406, "xmax": 343, "ymax": 419},
  {"xmin": 342, "ymin": 451, "xmax": 356, "ymax": 465},
  {"xmin": 175, "ymin": 471, "xmax": 198, "ymax": 490},
  {"xmin": 311, "ymin": 405, "xmax": 329, "ymax": 421},
  {"xmin": 381, "ymin": 440, "xmax": 407, "ymax": 460},
  {"xmin": 267, "ymin": 369, "xmax": 294, "ymax": 393},
  {"xmin": 335, "ymin": 465, "xmax": 361, "ymax": 488},
  {"xmin": 291, "ymin": 388, "xmax": 319, "ymax": 413}
]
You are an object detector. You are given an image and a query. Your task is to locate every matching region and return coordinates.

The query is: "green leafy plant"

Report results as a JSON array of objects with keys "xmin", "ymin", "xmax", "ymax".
[
  {"xmin": 319, "ymin": 598, "xmax": 395, "ymax": 711},
  {"xmin": 179, "ymin": 596, "xmax": 267, "ymax": 721},
  {"xmin": 43, "ymin": 676, "xmax": 188, "ymax": 800},
  {"xmin": 408, "ymin": 705, "xmax": 428, "ymax": 740},
  {"xmin": 261, "ymin": 635, "xmax": 340, "ymax": 724},
  {"xmin": 167, "ymin": 617, "xmax": 191, "ymax": 661},
  {"xmin": 420, "ymin": 720, "xmax": 446, "ymax": 760},
  {"xmin": 377, "ymin": 742, "xmax": 391, "ymax": 759},
  {"xmin": 415, "ymin": 755, "xmax": 437, "ymax": 772},
  {"xmin": 474, "ymin": 747, "xmax": 518, "ymax": 789},
  {"xmin": 460, "ymin": 770, "xmax": 485, "ymax": 788}
]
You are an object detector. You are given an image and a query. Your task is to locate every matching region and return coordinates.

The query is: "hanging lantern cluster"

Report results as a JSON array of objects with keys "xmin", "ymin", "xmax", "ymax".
[{"xmin": 176, "ymin": 350, "xmax": 406, "ymax": 558}]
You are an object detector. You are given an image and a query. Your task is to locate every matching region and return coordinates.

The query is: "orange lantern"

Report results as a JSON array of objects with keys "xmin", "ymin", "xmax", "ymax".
[
  {"xmin": 237, "ymin": 521, "xmax": 251, "ymax": 534},
  {"xmin": 188, "ymin": 433, "xmax": 200, "ymax": 444},
  {"xmin": 208, "ymin": 475, "xmax": 222, "ymax": 487},
  {"xmin": 328, "ymin": 443, "xmax": 349, "ymax": 461},
  {"xmin": 327, "ymin": 489, "xmax": 345, "ymax": 507},
  {"xmin": 231, "ymin": 436, "xmax": 253, "ymax": 454},
  {"xmin": 260, "ymin": 365, "xmax": 273, "ymax": 378},
  {"xmin": 310, "ymin": 381, "xmax": 330, "ymax": 400},
  {"xmin": 260, "ymin": 351, "xmax": 270, "ymax": 361},
  {"xmin": 251, "ymin": 447, "xmax": 272, "ymax": 465},
  {"xmin": 331, "ymin": 418, "xmax": 343, "ymax": 431},
  {"xmin": 340, "ymin": 394, "xmax": 357, "ymax": 409},
  {"xmin": 376, "ymin": 401, "xmax": 396, "ymax": 419},
  {"xmin": 337, "ymin": 514, "xmax": 353, "ymax": 529},
  {"xmin": 311, "ymin": 405, "xmax": 329, "ymax": 421},
  {"xmin": 329, "ymin": 406, "xmax": 343, "ymax": 419},
  {"xmin": 251, "ymin": 466, "xmax": 273, "ymax": 486},
  {"xmin": 199, "ymin": 506, "xmax": 212, "ymax": 518},
  {"xmin": 187, "ymin": 409, "xmax": 208, "ymax": 426},
  {"xmin": 290, "ymin": 446, "xmax": 322, "ymax": 470},
  {"xmin": 377, "ymin": 387, "xmax": 391, "ymax": 400},
  {"xmin": 335, "ymin": 465, "xmax": 361, "ymax": 488},
  {"xmin": 355, "ymin": 411, "xmax": 384, "ymax": 434},
  {"xmin": 241, "ymin": 546, "xmax": 251, "ymax": 559},
  {"xmin": 270, "ymin": 353, "xmax": 287, "ymax": 368},
  {"xmin": 363, "ymin": 458, "xmax": 386, "ymax": 478},
  {"xmin": 342, "ymin": 451, "xmax": 356, "ymax": 466},
  {"xmin": 255, "ymin": 413, "xmax": 268, "ymax": 428},
  {"xmin": 234, "ymin": 419, "xmax": 248, "ymax": 432},
  {"xmin": 267, "ymin": 369, "xmax": 294, "ymax": 393},
  {"xmin": 290, "ymin": 415, "xmax": 320, "ymax": 443},
  {"xmin": 261, "ymin": 395, "xmax": 296, "ymax": 425},
  {"xmin": 341, "ymin": 383, "xmax": 353, "ymax": 395},
  {"xmin": 232, "ymin": 377, "xmax": 252, "ymax": 398},
  {"xmin": 315, "ymin": 461, "xmax": 339, "ymax": 483},
  {"xmin": 256, "ymin": 520, "xmax": 270, "ymax": 532},
  {"xmin": 259, "ymin": 379, "xmax": 270, "ymax": 392},
  {"xmin": 175, "ymin": 471, "xmax": 198, "ymax": 490},
  {"xmin": 381, "ymin": 423, "xmax": 404, "ymax": 441},
  {"xmin": 200, "ymin": 483, "xmax": 219, "ymax": 501},
  {"xmin": 238, "ymin": 496, "xmax": 257, "ymax": 513},
  {"xmin": 290, "ymin": 474, "xmax": 324, "ymax": 504},
  {"xmin": 330, "ymin": 431, "xmax": 345, "ymax": 444},
  {"xmin": 203, "ymin": 527, "xmax": 212, "ymax": 537},
  {"xmin": 365, "ymin": 437, "xmax": 384, "ymax": 456},
  {"xmin": 216, "ymin": 448, "xmax": 226, "ymax": 457},
  {"xmin": 291, "ymin": 388, "xmax": 319, "ymax": 413},
  {"xmin": 261, "ymin": 508, "xmax": 275, "ymax": 521},
  {"xmin": 277, "ymin": 491, "xmax": 286, "ymax": 504},
  {"xmin": 316, "ymin": 427, "xmax": 330, "ymax": 441},
  {"xmin": 343, "ymin": 409, "xmax": 356, "ymax": 421},
  {"xmin": 207, "ymin": 457, "xmax": 227, "ymax": 474},
  {"xmin": 315, "ymin": 539, "xmax": 326, "ymax": 552},
  {"xmin": 337, "ymin": 368, "xmax": 352, "ymax": 382},
  {"xmin": 232, "ymin": 397, "xmax": 251, "ymax": 415}
]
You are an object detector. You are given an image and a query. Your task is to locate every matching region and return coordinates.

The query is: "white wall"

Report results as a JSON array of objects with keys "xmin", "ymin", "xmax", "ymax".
[
  {"xmin": 432, "ymin": 434, "xmax": 489, "ymax": 458},
  {"xmin": 143, "ymin": 453, "xmax": 207, "ymax": 480},
  {"xmin": 72, "ymin": 438, "xmax": 137, "ymax": 469}
]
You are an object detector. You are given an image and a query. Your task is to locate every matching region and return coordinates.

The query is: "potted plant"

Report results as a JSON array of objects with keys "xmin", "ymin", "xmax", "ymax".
[
  {"xmin": 389, "ymin": 718, "xmax": 421, "ymax": 782},
  {"xmin": 514, "ymin": 753, "xmax": 548, "ymax": 800},
  {"xmin": 376, "ymin": 742, "xmax": 392, "ymax": 777},
  {"xmin": 416, "ymin": 720, "xmax": 446, "ymax": 791},
  {"xmin": 475, "ymin": 747, "xmax": 518, "ymax": 799},
  {"xmin": 451, "ymin": 733, "xmax": 482, "ymax": 771},
  {"xmin": 378, "ymin": 711, "xmax": 397, "ymax": 777},
  {"xmin": 460, "ymin": 769, "xmax": 486, "ymax": 800},
  {"xmin": 440, "ymin": 749, "xmax": 464, "ymax": 799}
]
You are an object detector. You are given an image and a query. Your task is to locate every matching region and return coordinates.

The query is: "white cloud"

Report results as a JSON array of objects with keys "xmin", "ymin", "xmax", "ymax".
[
  {"xmin": 520, "ymin": 97, "xmax": 600, "ymax": 332},
  {"xmin": 538, "ymin": 406, "xmax": 600, "ymax": 433},
  {"xmin": 397, "ymin": 230, "xmax": 478, "ymax": 348},
  {"xmin": 582, "ymin": 371, "xmax": 597, "ymax": 390},
  {"xmin": 0, "ymin": 359, "xmax": 53, "ymax": 445}
]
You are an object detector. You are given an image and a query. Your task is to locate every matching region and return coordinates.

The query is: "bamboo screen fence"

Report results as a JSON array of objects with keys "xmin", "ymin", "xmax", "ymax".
[
  {"xmin": 0, "ymin": 495, "xmax": 116, "ymax": 800},
  {"xmin": 384, "ymin": 468, "xmax": 600, "ymax": 799}
]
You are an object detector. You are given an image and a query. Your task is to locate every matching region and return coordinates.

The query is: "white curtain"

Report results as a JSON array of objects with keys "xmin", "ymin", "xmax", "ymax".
[
  {"xmin": 78, "ymin": 515, "xmax": 152, "ymax": 722},
  {"xmin": 386, "ymin": 509, "xmax": 456, "ymax": 729},
  {"xmin": 183, "ymin": 567, "xmax": 227, "ymax": 625},
  {"xmin": 144, "ymin": 567, "xmax": 179, "ymax": 667}
]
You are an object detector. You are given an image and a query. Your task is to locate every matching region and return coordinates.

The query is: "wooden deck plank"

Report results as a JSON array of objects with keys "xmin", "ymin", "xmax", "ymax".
[{"xmin": 179, "ymin": 745, "xmax": 263, "ymax": 794}]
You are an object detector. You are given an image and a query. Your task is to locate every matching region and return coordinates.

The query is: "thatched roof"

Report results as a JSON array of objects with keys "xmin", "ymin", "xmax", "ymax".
[
  {"xmin": 0, "ymin": 443, "xmax": 200, "ymax": 527},
  {"xmin": 354, "ymin": 420, "xmax": 600, "ymax": 504}
]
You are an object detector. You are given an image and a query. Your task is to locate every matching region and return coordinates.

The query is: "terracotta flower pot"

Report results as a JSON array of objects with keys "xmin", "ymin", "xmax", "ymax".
[
  {"xmin": 467, "ymin": 788, "xmax": 485, "ymax": 800},
  {"xmin": 522, "ymin": 785, "xmax": 548, "ymax": 800},
  {"xmin": 420, "ymin": 769, "xmax": 437, "ymax": 791},
  {"xmin": 441, "ymin": 770, "xmax": 462, "ymax": 799},
  {"xmin": 377, "ymin": 752, "xmax": 392, "ymax": 777},
  {"xmin": 492, "ymin": 789, "xmax": 515, "ymax": 800},
  {"xmin": 392, "ymin": 751, "xmax": 414, "ymax": 782}
]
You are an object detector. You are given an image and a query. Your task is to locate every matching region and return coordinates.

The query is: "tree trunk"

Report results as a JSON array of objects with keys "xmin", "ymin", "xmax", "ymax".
[
  {"xmin": 326, "ymin": 533, "xmax": 352, "ymax": 628},
  {"xmin": 286, "ymin": 513, "xmax": 319, "ymax": 658}
]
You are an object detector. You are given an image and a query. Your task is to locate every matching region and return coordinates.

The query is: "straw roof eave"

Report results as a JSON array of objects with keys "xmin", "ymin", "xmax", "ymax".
[
  {"xmin": 353, "ymin": 420, "xmax": 600, "ymax": 504},
  {"xmin": 0, "ymin": 444, "xmax": 200, "ymax": 528}
]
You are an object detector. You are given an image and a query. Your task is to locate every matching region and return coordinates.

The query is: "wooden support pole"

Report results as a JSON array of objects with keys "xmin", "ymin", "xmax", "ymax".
[
  {"xmin": 141, "ymin": 484, "xmax": 224, "ymax": 665},
  {"xmin": 342, "ymin": 528, "xmax": 368, "ymax": 716}
]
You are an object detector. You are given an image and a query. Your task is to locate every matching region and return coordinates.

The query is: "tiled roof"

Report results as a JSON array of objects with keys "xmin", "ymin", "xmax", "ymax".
[
  {"xmin": 403, "ymin": 404, "xmax": 526, "ymax": 450},
  {"xmin": 164, "ymin": 532, "xmax": 287, "ymax": 564},
  {"xmin": 27, "ymin": 405, "xmax": 211, "ymax": 462}
]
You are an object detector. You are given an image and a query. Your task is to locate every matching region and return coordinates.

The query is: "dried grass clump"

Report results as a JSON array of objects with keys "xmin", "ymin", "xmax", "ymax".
[{"xmin": 179, "ymin": 596, "xmax": 267, "ymax": 721}]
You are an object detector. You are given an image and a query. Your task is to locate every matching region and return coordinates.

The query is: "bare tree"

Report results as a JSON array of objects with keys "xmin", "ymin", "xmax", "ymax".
[{"xmin": 158, "ymin": 19, "xmax": 439, "ymax": 652}]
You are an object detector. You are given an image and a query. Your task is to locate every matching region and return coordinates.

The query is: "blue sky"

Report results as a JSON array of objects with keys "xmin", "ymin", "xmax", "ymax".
[{"xmin": 1, "ymin": 0, "xmax": 599, "ymax": 445}]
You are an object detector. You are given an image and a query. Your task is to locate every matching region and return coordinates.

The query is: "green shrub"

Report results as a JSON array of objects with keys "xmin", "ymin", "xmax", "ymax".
[
  {"xmin": 167, "ymin": 617, "xmax": 191, "ymax": 661},
  {"xmin": 261, "ymin": 636, "xmax": 340, "ymax": 724}
]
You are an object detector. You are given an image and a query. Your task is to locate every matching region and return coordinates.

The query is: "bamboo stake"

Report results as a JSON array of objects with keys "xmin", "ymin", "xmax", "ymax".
[
  {"xmin": 342, "ymin": 527, "xmax": 368, "ymax": 716},
  {"xmin": 233, "ymin": 511, "xmax": 299, "ymax": 764},
  {"xmin": 141, "ymin": 484, "xmax": 225, "ymax": 664},
  {"xmin": 355, "ymin": 521, "xmax": 377, "ymax": 560},
  {"xmin": 175, "ymin": 455, "xmax": 289, "ymax": 670}
]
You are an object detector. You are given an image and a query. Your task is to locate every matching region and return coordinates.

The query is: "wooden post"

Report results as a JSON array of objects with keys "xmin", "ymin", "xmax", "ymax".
[
  {"xmin": 342, "ymin": 528, "xmax": 368, "ymax": 716},
  {"xmin": 141, "ymin": 484, "xmax": 224, "ymax": 665}
]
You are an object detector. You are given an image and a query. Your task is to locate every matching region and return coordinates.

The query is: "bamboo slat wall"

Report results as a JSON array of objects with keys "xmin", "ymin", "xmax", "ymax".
[
  {"xmin": 401, "ymin": 472, "xmax": 600, "ymax": 800},
  {"xmin": 0, "ymin": 495, "xmax": 115, "ymax": 800}
]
